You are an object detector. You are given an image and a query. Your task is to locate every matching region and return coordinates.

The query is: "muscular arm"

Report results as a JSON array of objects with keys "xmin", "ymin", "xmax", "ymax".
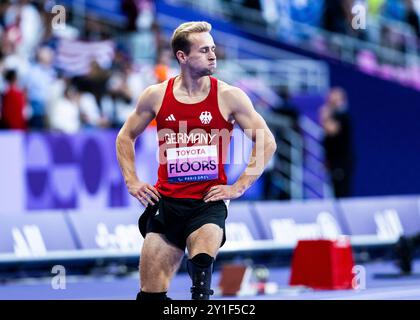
[
  {"xmin": 229, "ymin": 87, "xmax": 277, "ymax": 194},
  {"xmin": 204, "ymin": 86, "xmax": 277, "ymax": 202},
  {"xmin": 116, "ymin": 85, "xmax": 162, "ymax": 206}
]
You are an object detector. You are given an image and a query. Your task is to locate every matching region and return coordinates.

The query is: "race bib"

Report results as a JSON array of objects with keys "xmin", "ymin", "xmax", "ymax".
[{"xmin": 167, "ymin": 145, "xmax": 219, "ymax": 183}]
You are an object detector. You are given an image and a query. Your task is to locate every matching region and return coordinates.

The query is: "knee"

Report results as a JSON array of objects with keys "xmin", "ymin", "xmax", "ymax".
[
  {"xmin": 187, "ymin": 253, "xmax": 215, "ymax": 300},
  {"xmin": 189, "ymin": 253, "xmax": 214, "ymax": 268},
  {"xmin": 141, "ymin": 274, "xmax": 171, "ymax": 293},
  {"xmin": 140, "ymin": 258, "xmax": 172, "ymax": 292}
]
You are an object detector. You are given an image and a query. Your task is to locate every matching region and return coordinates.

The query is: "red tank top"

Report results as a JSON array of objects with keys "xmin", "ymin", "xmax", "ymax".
[{"xmin": 154, "ymin": 76, "xmax": 234, "ymax": 199}]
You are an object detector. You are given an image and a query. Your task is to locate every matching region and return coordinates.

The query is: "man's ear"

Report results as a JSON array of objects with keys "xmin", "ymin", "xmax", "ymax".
[{"xmin": 176, "ymin": 50, "xmax": 187, "ymax": 64}]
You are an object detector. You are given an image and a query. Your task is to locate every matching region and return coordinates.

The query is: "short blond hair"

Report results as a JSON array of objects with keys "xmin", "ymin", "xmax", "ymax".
[{"xmin": 171, "ymin": 21, "xmax": 212, "ymax": 61}]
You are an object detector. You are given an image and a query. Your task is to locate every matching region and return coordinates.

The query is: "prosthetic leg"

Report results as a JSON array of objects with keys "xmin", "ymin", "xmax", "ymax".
[{"xmin": 187, "ymin": 253, "xmax": 215, "ymax": 300}]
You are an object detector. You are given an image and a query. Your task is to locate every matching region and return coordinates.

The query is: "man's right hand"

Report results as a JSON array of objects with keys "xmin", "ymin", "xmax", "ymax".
[{"xmin": 127, "ymin": 181, "xmax": 161, "ymax": 207}]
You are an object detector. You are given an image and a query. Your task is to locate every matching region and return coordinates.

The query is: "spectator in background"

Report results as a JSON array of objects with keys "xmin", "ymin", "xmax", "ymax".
[
  {"xmin": 107, "ymin": 59, "xmax": 150, "ymax": 128},
  {"xmin": 319, "ymin": 87, "xmax": 354, "ymax": 198},
  {"xmin": 1, "ymin": 69, "xmax": 26, "ymax": 130},
  {"xmin": 47, "ymin": 84, "xmax": 81, "ymax": 133},
  {"xmin": 322, "ymin": 0, "xmax": 353, "ymax": 35},
  {"xmin": 106, "ymin": 65, "xmax": 135, "ymax": 128},
  {"xmin": 3, "ymin": 9, "xmax": 23, "ymax": 55},
  {"xmin": 1, "ymin": 12, "xmax": 31, "ymax": 82},
  {"xmin": 121, "ymin": 0, "xmax": 139, "ymax": 32},
  {"xmin": 405, "ymin": 0, "xmax": 420, "ymax": 38},
  {"xmin": 24, "ymin": 46, "xmax": 56, "ymax": 129},
  {"xmin": 111, "ymin": 46, "xmax": 131, "ymax": 72},
  {"xmin": 83, "ymin": 18, "xmax": 111, "ymax": 41},
  {"xmin": 4, "ymin": 0, "xmax": 43, "ymax": 59},
  {"xmin": 73, "ymin": 60, "xmax": 111, "ymax": 117},
  {"xmin": 120, "ymin": 0, "xmax": 157, "ymax": 61},
  {"xmin": 78, "ymin": 90, "xmax": 106, "ymax": 129},
  {"xmin": 46, "ymin": 75, "xmax": 105, "ymax": 131},
  {"xmin": 0, "ymin": 0, "xmax": 9, "ymax": 30}
]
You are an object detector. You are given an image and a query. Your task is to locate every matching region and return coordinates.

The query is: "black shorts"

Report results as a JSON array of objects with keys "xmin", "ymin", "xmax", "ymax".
[{"xmin": 138, "ymin": 195, "xmax": 228, "ymax": 251}]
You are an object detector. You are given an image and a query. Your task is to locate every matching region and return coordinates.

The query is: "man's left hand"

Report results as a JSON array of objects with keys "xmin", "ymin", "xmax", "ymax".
[{"xmin": 203, "ymin": 185, "xmax": 243, "ymax": 202}]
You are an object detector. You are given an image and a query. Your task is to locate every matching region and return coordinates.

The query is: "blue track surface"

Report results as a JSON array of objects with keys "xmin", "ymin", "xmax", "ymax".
[{"xmin": 1, "ymin": 260, "xmax": 420, "ymax": 300}]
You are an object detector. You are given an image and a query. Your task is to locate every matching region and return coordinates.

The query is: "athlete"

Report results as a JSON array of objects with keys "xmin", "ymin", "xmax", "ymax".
[{"xmin": 116, "ymin": 21, "xmax": 277, "ymax": 300}]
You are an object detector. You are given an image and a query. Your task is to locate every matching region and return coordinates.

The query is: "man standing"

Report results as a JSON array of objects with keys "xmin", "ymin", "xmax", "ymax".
[
  {"xmin": 116, "ymin": 21, "xmax": 276, "ymax": 300},
  {"xmin": 320, "ymin": 87, "xmax": 354, "ymax": 198}
]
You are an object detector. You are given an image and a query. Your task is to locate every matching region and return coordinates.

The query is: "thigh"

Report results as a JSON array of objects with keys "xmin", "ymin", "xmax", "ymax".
[
  {"xmin": 140, "ymin": 232, "xmax": 185, "ymax": 291},
  {"xmin": 186, "ymin": 223, "xmax": 224, "ymax": 258},
  {"xmin": 185, "ymin": 200, "xmax": 227, "ymax": 258}
]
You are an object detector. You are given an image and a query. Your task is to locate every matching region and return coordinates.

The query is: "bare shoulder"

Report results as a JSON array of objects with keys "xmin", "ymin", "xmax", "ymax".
[
  {"xmin": 218, "ymin": 80, "xmax": 247, "ymax": 99},
  {"xmin": 138, "ymin": 80, "xmax": 169, "ymax": 112},
  {"xmin": 218, "ymin": 80, "xmax": 253, "ymax": 113}
]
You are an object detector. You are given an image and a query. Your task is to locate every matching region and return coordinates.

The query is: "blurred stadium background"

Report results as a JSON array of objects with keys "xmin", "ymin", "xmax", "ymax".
[{"xmin": 1, "ymin": 0, "xmax": 420, "ymax": 300}]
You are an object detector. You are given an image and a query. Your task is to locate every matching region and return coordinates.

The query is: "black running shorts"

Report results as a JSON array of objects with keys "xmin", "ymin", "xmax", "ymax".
[{"xmin": 138, "ymin": 195, "xmax": 228, "ymax": 251}]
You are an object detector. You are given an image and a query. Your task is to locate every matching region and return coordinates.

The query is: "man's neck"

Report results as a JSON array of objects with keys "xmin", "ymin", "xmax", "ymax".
[{"xmin": 176, "ymin": 73, "xmax": 210, "ymax": 97}]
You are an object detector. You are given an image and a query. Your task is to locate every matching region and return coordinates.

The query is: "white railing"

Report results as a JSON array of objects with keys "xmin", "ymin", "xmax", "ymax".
[
  {"xmin": 259, "ymin": 108, "xmax": 305, "ymax": 199},
  {"xmin": 299, "ymin": 116, "xmax": 332, "ymax": 198},
  {"xmin": 369, "ymin": 15, "xmax": 419, "ymax": 56},
  {"xmin": 284, "ymin": 20, "xmax": 420, "ymax": 68},
  {"xmin": 217, "ymin": 59, "xmax": 329, "ymax": 94}
]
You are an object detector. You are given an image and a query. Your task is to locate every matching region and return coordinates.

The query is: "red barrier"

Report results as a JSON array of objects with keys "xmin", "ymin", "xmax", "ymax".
[{"xmin": 289, "ymin": 238, "xmax": 355, "ymax": 290}]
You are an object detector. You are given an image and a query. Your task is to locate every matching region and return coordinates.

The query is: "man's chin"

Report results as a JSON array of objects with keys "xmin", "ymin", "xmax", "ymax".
[
  {"xmin": 205, "ymin": 67, "xmax": 215, "ymax": 76},
  {"xmin": 196, "ymin": 67, "xmax": 215, "ymax": 77}
]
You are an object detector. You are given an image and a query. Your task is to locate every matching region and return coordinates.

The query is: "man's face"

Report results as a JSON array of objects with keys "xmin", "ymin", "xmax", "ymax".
[
  {"xmin": 328, "ymin": 90, "xmax": 344, "ymax": 108},
  {"xmin": 183, "ymin": 32, "xmax": 217, "ymax": 76}
]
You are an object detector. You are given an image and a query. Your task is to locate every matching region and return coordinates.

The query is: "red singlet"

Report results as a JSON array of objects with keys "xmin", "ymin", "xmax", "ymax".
[{"xmin": 154, "ymin": 76, "xmax": 234, "ymax": 199}]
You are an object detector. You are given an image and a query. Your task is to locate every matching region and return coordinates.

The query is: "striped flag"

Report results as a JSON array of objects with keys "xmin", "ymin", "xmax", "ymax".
[{"xmin": 55, "ymin": 39, "xmax": 115, "ymax": 76}]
